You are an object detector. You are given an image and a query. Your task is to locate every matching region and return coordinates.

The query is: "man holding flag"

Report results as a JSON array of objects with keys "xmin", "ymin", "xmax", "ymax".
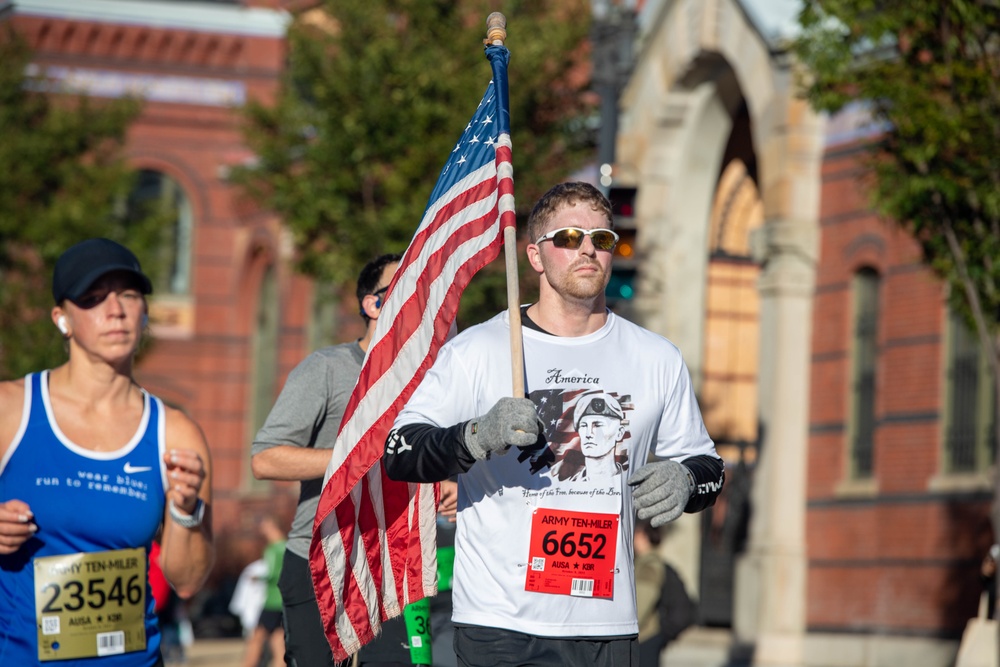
[
  {"xmin": 383, "ymin": 181, "xmax": 725, "ymax": 666},
  {"xmin": 307, "ymin": 13, "xmax": 721, "ymax": 665}
]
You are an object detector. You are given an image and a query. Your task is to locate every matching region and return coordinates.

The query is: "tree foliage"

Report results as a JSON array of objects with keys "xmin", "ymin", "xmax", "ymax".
[
  {"xmin": 794, "ymin": 1, "xmax": 1000, "ymax": 349},
  {"xmin": 0, "ymin": 33, "xmax": 152, "ymax": 379},
  {"xmin": 235, "ymin": 0, "xmax": 594, "ymax": 324}
]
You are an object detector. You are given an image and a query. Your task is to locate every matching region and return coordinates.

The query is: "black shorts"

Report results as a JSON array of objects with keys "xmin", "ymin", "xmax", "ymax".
[
  {"xmin": 257, "ymin": 608, "xmax": 283, "ymax": 633},
  {"xmin": 454, "ymin": 625, "xmax": 637, "ymax": 667}
]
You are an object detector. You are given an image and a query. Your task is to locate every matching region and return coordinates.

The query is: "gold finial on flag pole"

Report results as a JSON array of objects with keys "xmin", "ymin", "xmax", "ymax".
[{"xmin": 485, "ymin": 12, "xmax": 507, "ymax": 46}]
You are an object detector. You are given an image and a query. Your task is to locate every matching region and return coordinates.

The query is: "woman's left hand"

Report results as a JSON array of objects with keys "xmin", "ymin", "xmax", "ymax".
[{"xmin": 164, "ymin": 448, "xmax": 206, "ymax": 514}]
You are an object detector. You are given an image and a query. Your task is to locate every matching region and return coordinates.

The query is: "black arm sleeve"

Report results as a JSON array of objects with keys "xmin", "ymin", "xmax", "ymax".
[
  {"xmin": 681, "ymin": 454, "xmax": 725, "ymax": 513},
  {"xmin": 384, "ymin": 422, "xmax": 477, "ymax": 483}
]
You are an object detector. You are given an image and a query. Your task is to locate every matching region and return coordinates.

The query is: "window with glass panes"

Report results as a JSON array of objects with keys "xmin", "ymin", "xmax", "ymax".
[
  {"xmin": 945, "ymin": 310, "xmax": 996, "ymax": 473},
  {"xmin": 123, "ymin": 170, "xmax": 193, "ymax": 295},
  {"xmin": 849, "ymin": 269, "xmax": 879, "ymax": 478}
]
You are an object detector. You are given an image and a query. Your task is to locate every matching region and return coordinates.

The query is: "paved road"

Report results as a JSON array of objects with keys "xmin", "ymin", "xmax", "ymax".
[
  {"xmin": 182, "ymin": 637, "xmax": 246, "ymax": 667},
  {"xmin": 179, "ymin": 627, "xmax": 741, "ymax": 667},
  {"xmin": 178, "ymin": 626, "xmax": 752, "ymax": 667}
]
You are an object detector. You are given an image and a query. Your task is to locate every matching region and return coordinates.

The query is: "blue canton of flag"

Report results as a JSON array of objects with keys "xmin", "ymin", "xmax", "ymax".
[{"xmin": 435, "ymin": 89, "xmax": 500, "ymax": 193}]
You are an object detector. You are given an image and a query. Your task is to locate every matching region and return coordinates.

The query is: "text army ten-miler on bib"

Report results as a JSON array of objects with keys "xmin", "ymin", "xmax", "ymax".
[
  {"xmin": 525, "ymin": 508, "xmax": 619, "ymax": 598},
  {"xmin": 34, "ymin": 548, "xmax": 147, "ymax": 661}
]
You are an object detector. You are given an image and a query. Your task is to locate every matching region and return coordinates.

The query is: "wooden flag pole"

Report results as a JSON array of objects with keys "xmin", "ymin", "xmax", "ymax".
[{"xmin": 486, "ymin": 12, "xmax": 525, "ymax": 399}]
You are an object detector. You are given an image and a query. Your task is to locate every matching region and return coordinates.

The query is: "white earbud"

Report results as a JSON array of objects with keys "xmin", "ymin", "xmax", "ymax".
[{"xmin": 56, "ymin": 316, "xmax": 69, "ymax": 335}]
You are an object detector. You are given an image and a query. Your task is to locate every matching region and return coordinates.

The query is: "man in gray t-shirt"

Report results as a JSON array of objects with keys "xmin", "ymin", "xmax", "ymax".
[{"xmin": 251, "ymin": 253, "xmax": 400, "ymax": 667}]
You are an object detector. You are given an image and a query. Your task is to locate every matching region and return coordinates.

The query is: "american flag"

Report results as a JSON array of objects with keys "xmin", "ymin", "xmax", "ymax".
[{"xmin": 309, "ymin": 44, "xmax": 514, "ymax": 662}]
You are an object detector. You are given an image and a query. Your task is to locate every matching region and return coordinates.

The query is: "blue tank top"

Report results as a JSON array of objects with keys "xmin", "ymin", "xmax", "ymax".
[{"xmin": 0, "ymin": 371, "xmax": 167, "ymax": 665}]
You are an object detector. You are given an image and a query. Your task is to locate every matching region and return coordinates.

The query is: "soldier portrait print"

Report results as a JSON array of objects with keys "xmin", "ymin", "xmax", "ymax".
[{"xmin": 525, "ymin": 381, "xmax": 633, "ymax": 482}]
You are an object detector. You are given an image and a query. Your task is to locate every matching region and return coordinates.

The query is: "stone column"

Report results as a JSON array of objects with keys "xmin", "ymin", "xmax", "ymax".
[{"xmin": 733, "ymin": 99, "xmax": 823, "ymax": 667}]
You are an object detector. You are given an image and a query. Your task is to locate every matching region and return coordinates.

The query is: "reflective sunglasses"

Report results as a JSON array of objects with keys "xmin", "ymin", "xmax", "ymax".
[{"xmin": 534, "ymin": 227, "xmax": 619, "ymax": 252}]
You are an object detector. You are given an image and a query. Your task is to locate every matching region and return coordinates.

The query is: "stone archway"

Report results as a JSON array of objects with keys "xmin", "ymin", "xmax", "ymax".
[{"xmin": 615, "ymin": 1, "xmax": 824, "ymax": 664}]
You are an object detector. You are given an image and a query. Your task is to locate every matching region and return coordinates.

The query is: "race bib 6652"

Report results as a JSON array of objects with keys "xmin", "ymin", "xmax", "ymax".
[{"xmin": 524, "ymin": 508, "xmax": 618, "ymax": 598}]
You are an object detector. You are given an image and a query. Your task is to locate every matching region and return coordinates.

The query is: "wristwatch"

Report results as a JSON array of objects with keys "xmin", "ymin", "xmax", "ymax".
[{"xmin": 169, "ymin": 499, "xmax": 205, "ymax": 529}]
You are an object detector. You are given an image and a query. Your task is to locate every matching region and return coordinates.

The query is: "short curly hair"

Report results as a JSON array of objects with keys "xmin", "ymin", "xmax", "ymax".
[{"xmin": 526, "ymin": 181, "xmax": 613, "ymax": 243}]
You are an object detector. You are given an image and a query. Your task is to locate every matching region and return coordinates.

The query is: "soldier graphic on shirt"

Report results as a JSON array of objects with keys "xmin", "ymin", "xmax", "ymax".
[{"xmin": 526, "ymin": 389, "xmax": 633, "ymax": 482}]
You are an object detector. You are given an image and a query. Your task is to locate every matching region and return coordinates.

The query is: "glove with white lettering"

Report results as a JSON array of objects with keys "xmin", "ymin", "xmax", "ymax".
[
  {"xmin": 463, "ymin": 397, "xmax": 542, "ymax": 461},
  {"xmin": 629, "ymin": 460, "xmax": 695, "ymax": 527}
]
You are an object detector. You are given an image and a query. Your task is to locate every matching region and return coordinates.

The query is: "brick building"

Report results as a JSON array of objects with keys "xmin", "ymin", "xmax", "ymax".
[
  {"xmin": 1, "ymin": 0, "xmax": 354, "ymax": 595},
  {"xmin": 806, "ymin": 111, "xmax": 994, "ymax": 645}
]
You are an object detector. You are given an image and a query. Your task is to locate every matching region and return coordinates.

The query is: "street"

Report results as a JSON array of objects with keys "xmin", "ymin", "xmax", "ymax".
[
  {"xmin": 184, "ymin": 637, "xmax": 245, "ymax": 667},
  {"xmin": 179, "ymin": 627, "xmax": 747, "ymax": 667}
]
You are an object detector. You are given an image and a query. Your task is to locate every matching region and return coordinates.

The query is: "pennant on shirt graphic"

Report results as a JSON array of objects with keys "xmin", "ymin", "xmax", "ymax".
[{"xmin": 308, "ymin": 33, "xmax": 516, "ymax": 662}]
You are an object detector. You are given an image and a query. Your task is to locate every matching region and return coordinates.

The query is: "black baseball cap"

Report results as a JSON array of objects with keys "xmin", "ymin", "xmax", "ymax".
[{"xmin": 52, "ymin": 238, "xmax": 153, "ymax": 304}]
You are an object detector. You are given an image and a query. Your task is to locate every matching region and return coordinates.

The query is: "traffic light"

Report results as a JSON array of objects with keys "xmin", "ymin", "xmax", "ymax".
[
  {"xmin": 609, "ymin": 185, "xmax": 636, "ymax": 218},
  {"xmin": 606, "ymin": 268, "xmax": 636, "ymax": 301},
  {"xmin": 607, "ymin": 186, "xmax": 637, "ymax": 305}
]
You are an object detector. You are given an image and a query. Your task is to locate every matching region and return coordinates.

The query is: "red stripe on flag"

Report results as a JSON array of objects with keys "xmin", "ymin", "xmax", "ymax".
[
  {"xmin": 398, "ymin": 176, "xmax": 501, "ymax": 282},
  {"xmin": 335, "ymin": 495, "xmax": 373, "ymax": 646}
]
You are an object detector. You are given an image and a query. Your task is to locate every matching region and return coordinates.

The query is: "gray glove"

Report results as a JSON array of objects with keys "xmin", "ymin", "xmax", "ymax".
[
  {"xmin": 629, "ymin": 460, "xmax": 695, "ymax": 527},
  {"xmin": 463, "ymin": 397, "xmax": 542, "ymax": 461}
]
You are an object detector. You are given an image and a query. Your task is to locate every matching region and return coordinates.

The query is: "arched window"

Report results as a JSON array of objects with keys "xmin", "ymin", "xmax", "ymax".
[
  {"xmin": 124, "ymin": 169, "xmax": 193, "ymax": 295},
  {"xmin": 848, "ymin": 268, "xmax": 880, "ymax": 478},
  {"xmin": 702, "ymin": 159, "xmax": 763, "ymax": 449}
]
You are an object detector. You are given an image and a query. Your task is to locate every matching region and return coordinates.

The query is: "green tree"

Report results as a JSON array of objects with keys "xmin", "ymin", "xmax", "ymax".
[
  {"xmin": 235, "ymin": 0, "xmax": 594, "ymax": 324},
  {"xmin": 794, "ymin": 0, "xmax": 1000, "ymax": 610},
  {"xmin": 0, "ymin": 33, "xmax": 153, "ymax": 378}
]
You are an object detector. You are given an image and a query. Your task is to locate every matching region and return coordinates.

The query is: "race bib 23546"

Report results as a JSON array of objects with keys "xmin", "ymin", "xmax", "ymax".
[{"xmin": 34, "ymin": 548, "xmax": 147, "ymax": 661}]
